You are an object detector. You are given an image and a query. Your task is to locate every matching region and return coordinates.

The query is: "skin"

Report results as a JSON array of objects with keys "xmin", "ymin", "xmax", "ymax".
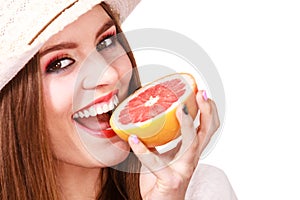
[
  {"xmin": 39, "ymin": 5, "xmax": 132, "ymax": 198},
  {"xmin": 134, "ymin": 91, "xmax": 220, "ymax": 200},
  {"xmin": 39, "ymin": 5, "xmax": 220, "ymax": 200}
]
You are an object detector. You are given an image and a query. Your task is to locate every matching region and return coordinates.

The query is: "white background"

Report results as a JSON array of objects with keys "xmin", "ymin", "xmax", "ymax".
[{"xmin": 123, "ymin": 0, "xmax": 300, "ymax": 199}]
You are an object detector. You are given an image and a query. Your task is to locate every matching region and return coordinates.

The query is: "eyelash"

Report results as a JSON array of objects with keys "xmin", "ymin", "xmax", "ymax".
[
  {"xmin": 45, "ymin": 29, "xmax": 117, "ymax": 74},
  {"xmin": 45, "ymin": 55, "xmax": 75, "ymax": 74},
  {"xmin": 96, "ymin": 32, "xmax": 117, "ymax": 52}
]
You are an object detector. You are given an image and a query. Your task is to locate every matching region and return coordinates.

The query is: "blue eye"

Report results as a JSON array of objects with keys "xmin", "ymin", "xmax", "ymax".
[
  {"xmin": 96, "ymin": 35, "xmax": 116, "ymax": 52},
  {"xmin": 46, "ymin": 57, "xmax": 75, "ymax": 73}
]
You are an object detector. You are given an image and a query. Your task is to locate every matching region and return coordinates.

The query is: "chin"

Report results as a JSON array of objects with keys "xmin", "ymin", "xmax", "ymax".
[
  {"xmin": 75, "ymin": 126, "xmax": 131, "ymax": 166},
  {"xmin": 94, "ymin": 144, "xmax": 131, "ymax": 168}
]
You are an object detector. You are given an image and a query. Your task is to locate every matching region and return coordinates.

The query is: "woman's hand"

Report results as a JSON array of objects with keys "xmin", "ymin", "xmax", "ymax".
[{"xmin": 128, "ymin": 90, "xmax": 220, "ymax": 200}]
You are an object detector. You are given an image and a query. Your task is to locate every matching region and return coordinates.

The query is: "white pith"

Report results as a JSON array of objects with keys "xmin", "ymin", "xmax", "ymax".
[
  {"xmin": 144, "ymin": 95, "xmax": 160, "ymax": 107},
  {"xmin": 73, "ymin": 95, "xmax": 119, "ymax": 119}
]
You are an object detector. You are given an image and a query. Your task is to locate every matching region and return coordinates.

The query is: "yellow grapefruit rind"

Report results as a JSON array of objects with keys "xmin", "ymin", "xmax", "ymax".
[{"xmin": 110, "ymin": 73, "xmax": 198, "ymax": 147}]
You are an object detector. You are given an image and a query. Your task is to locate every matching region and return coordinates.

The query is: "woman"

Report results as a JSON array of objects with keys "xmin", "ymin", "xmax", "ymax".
[{"xmin": 0, "ymin": 0, "xmax": 236, "ymax": 199}]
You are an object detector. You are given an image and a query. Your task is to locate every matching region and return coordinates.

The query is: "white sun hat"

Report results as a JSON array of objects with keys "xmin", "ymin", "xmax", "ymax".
[{"xmin": 0, "ymin": 0, "xmax": 140, "ymax": 91}]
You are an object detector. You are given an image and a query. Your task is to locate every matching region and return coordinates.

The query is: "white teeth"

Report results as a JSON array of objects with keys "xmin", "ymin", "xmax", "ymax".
[
  {"xmin": 89, "ymin": 107, "xmax": 97, "ymax": 117},
  {"xmin": 113, "ymin": 95, "xmax": 119, "ymax": 106},
  {"xmin": 102, "ymin": 104, "xmax": 109, "ymax": 113},
  {"xmin": 84, "ymin": 110, "xmax": 89, "ymax": 118},
  {"xmin": 73, "ymin": 95, "xmax": 119, "ymax": 119},
  {"xmin": 79, "ymin": 111, "xmax": 84, "ymax": 118},
  {"xmin": 108, "ymin": 100, "xmax": 114, "ymax": 110},
  {"xmin": 96, "ymin": 104, "xmax": 103, "ymax": 115}
]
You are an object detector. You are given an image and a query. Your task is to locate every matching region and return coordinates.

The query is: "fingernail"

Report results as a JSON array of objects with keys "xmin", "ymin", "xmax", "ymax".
[
  {"xmin": 130, "ymin": 135, "xmax": 139, "ymax": 144},
  {"xmin": 182, "ymin": 104, "xmax": 189, "ymax": 115},
  {"xmin": 202, "ymin": 90, "xmax": 208, "ymax": 101}
]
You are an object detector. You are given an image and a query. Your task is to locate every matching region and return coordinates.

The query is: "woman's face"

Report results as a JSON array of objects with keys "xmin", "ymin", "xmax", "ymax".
[{"xmin": 39, "ymin": 5, "xmax": 132, "ymax": 167}]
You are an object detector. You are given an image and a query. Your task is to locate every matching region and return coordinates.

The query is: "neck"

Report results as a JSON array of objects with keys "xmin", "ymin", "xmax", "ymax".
[{"xmin": 56, "ymin": 161, "xmax": 102, "ymax": 200}]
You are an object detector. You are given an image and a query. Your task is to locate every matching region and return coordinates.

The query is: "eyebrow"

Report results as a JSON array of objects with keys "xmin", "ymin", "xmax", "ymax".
[
  {"xmin": 39, "ymin": 42, "xmax": 78, "ymax": 57},
  {"xmin": 95, "ymin": 19, "xmax": 115, "ymax": 41},
  {"xmin": 39, "ymin": 19, "xmax": 115, "ymax": 57}
]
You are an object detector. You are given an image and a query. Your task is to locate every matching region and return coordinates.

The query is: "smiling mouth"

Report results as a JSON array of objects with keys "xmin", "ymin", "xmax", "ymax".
[{"xmin": 72, "ymin": 95, "xmax": 119, "ymax": 137}]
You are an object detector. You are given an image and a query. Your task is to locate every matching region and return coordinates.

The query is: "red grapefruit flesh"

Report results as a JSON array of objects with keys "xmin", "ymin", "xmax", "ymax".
[{"xmin": 110, "ymin": 73, "xmax": 198, "ymax": 147}]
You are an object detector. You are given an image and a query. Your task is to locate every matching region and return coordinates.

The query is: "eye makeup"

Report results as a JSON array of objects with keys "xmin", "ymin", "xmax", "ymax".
[
  {"xmin": 45, "ymin": 54, "xmax": 75, "ymax": 74},
  {"xmin": 40, "ymin": 25, "xmax": 117, "ymax": 75}
]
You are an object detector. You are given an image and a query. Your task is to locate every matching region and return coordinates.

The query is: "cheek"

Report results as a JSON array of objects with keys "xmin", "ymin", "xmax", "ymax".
[
  {"xmin": 43, "ymin": 76, "xmax": 75, "ymax": 116},
  {"xmin": 42, "ymin": 76, "xmax": 82, "ymax": 160},
  {"xmin": 114, "ymin": 55, "xmax": 133, "ymax": 85}
]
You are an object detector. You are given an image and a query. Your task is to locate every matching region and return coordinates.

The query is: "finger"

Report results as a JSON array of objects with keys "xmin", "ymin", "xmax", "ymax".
[
  {"xmin": 175, "ymin": 104, "xmax": 199, "ymax": 163},
  {"xmin": 196, "ymin": 90, "xmax": 220, "ymax": 151},
  {"xmin": 196, "ymin": 90, "xmax": 211, "ymax": 132},
  {"xmin": 176, "ymin": 104, "xmax": 197, "ymax": 146},
  {"xmin": 128, "ymin": 135, "xmax": 173, "ymax": 177}
]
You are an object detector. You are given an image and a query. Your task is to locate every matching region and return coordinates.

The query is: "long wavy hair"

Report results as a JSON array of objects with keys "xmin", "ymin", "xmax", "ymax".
[{"xmin": 0, "ymin": 2, "xmax": 142, "ymax": 200}]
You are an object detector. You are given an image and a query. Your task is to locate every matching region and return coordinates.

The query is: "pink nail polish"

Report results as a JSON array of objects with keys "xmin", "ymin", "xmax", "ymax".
[
  {"xmin": 130, "ymin": 135, "xmax": 139, "ymax": 144},
  {"xmin": 202, "ymin": 90, "xmax": 208, "ymax": 101}
]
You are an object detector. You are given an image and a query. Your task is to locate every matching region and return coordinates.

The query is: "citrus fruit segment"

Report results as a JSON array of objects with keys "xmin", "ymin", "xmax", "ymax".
[{"xmin": 110, "ymin": 73, "xmax": 198, "ymax": 147}]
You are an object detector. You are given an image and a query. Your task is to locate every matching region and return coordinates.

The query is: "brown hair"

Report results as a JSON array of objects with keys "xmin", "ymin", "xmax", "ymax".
[
  {"xmin": 0, "ymin": 2, "xmax": 142, "ymax": 200},
  {"xmin": 0, "ymin": 55, "xmax": 59, "ymax": 199}
]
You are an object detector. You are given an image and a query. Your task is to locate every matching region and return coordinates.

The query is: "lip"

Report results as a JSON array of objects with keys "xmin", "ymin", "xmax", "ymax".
[
  {"xmin": 73, "ymin": 120, "xmax": 117, "ymax": 139},
  {"xmin": 72, "ymin": 89, "xmax": 119, "ymax": 139}
]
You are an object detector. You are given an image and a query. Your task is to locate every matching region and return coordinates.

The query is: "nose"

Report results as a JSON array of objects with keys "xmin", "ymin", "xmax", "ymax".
[{"xmin": 80, "ymin": 51, "xmax": 119, "ymax": 89}]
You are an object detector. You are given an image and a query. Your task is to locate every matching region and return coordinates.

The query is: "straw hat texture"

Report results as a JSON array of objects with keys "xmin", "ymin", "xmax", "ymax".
[{"xmin": 0, "ymin": 0, "xmax": 140, "ymax": 91}]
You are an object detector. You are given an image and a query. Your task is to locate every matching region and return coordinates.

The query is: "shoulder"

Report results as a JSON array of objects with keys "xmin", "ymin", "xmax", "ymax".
[{"xmin": 185, "ymin": 164, "xmax": 237, "ymax": 200}]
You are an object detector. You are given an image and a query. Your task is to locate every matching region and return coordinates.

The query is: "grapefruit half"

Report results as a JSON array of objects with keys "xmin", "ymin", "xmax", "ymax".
[{"xmin": 110, "ymin": 73, "xmax": 198, "ymax": 147}]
